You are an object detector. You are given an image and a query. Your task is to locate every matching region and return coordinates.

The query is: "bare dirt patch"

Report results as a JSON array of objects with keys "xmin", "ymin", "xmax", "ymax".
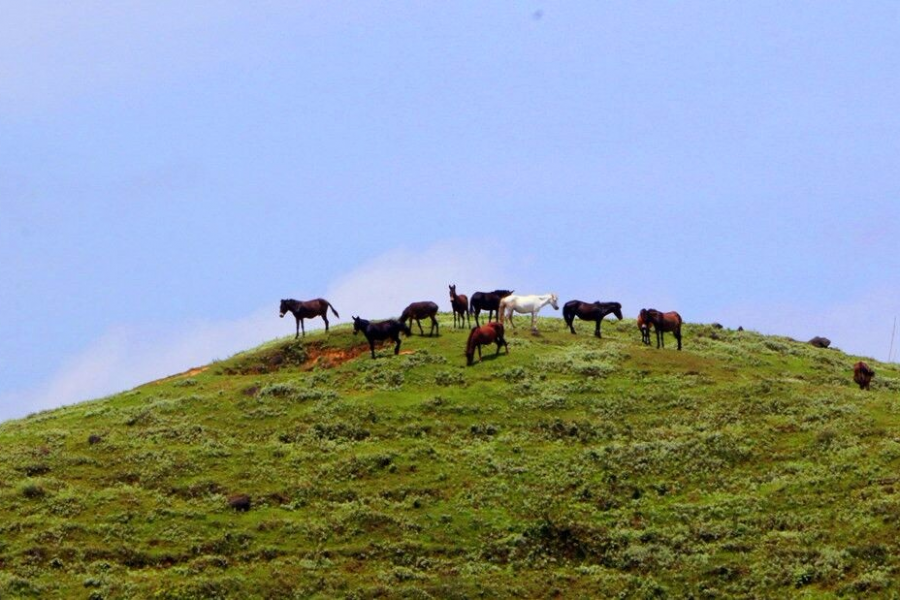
[{"xmin": 152, "ymin": 366, "xmax": 209, "ymax": 385}]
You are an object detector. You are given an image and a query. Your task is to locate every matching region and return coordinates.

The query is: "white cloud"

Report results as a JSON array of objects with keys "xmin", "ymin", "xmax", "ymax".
[
  {"xmin": 0, "ymin": 308, "xmax": 283, "ymax": 422},
  {"xmin": 325, "ymin": 240, "xmax": 511, "ymax": 320},
  {"xmin": 0, "ymin": 239, "xmax": 511, "ymax": 422}
]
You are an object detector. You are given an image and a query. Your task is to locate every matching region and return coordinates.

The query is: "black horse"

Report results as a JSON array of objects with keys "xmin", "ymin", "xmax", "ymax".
[
  {"xmin": 469, "ymin": 289, "xmax": 514, "ymax": 327},
  {"xmin": 352, "ymin": 316, "xmax": 411, "ymax": 359},
  {"xmin": 563, "ymin": 300, "xmax": 623, "ymax": 338},
  {"xmin": 399, "ymin": 301, "xmax": 440, "ymax": 336},
  {"xmin": 279, "ymin": 298, "xmax": 339, "ymax": 338}
]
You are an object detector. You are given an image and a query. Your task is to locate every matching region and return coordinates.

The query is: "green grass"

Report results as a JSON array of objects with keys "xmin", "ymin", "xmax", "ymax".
[{"xmin": 1, "ymin": 315, "xmax": 899, "ymax": 598}]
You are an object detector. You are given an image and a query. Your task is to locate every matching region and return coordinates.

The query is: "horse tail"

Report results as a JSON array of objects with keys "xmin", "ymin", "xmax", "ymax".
[{"xmin": 327, "ymin": 302, "xmax": 340, "ymax": 318}]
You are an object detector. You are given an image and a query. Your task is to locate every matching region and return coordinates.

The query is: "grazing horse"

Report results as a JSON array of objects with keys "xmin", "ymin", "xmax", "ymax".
[
  {"xmin": 563, "ymin": 300, "xmax": 623, "ymax": 338},
  {"xmin": 465, "ymin": 322, "xmax": 509, "ymax": 366},
  {"xmin": 449, "ymin": 285, "xmax": 470, "ymax": 329},
  {"xmin": 470, "ymin": 289, "xmax": 514, "ymax": 327},
  {"xmin": 499, "ymin": 293, "xmax": 559, "ymax": 332},
  {"xmin": 640, "ymin": 309, "xmax": 683, "ymax": 350},
  {"xmin": 400, "ymin": 301, "xmax": 440, "ymax": 336},
  {"xmin": 853, "ymin": 361, "xmax": 875, "ymax": 390},
  {"xmin": 636, "ymin": 312, "xmax": 651, "ymax": 345},
  {"xmin": 279, "ymin": 298, "xmax": 340, "ymax": 338},
  {"xmin": 352, "ymin": 316, "xmax": 411, "ymax": 359}
]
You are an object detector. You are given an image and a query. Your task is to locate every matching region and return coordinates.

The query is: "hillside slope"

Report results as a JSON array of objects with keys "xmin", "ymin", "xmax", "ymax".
[{"xmin": 1, "ymin": 315, "xmax": 899, "ymax": 598}]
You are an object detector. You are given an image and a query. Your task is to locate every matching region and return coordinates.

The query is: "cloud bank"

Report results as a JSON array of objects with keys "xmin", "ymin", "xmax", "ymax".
[{"xmin": 0, "ymin": 240, "xmax": 511, "ymax": 422}]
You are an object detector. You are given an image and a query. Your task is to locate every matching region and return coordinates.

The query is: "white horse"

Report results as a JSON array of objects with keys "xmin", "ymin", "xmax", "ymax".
[{"xmin": 499, "ymin": 293, "xmax": 559, "ymax": 332}]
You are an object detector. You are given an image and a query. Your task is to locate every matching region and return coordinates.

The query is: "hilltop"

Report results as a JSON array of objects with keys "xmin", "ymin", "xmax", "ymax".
[{"xmin": 1, "ymin": 315, "xmax": 899, "ymax": 598}]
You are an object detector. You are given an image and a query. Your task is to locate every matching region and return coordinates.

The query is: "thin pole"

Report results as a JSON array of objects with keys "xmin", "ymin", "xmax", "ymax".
[{"xmin": 889, "ymin": 317, "xmax": 897, "ymax": 363}]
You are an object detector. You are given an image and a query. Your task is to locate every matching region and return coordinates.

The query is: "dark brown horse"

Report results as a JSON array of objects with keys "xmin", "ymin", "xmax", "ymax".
[
  {"xmin": 470, "ymin": 289, "xmax": 514, "ymax": 327},
  {"xmin": 449, "ymin": 284, "xmax": 470, "ymax": 329},
  {"xmin": 400, "ymin": 301, "xmax": 440, "ymax": 336},
  {"xmin": 853, "ymin": 361, "xmax": 875, "ymax": 390},
  {"xmin": 640, "ymin": 308, "xmax": 683, "ymax": 350},
  {"xmin": 636, "ymin": 312, "xmax": 651, "ymax": 345},
  {"xmin": 563, "ymin": 300, "xmax": 623, "ymax": 338},
  {"xmin": 352, "ymin": 316, "xmax": 411, "ymax": 359},
  {"xmin": 465, "ymin": 322, "xmax": 509, "ymax": 366},
  {"xmin": 279, "ymin": 298, "xmax": 339, "ymax": 338}
]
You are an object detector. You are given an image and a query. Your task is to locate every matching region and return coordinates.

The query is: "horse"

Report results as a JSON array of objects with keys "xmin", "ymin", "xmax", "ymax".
[
  {"xmin": 853, "ymin": 361, "xmax": 875, "ymax": 390},
  {"xmin": 279, "ymin": 298, "xmax": 340, "ymax": 338},
  {"xmin": 499, "ymin": 293, "xmax": 559, "ymax": 332},
  {"xmin": 400, "ymin": 301, "xmax": 440, "ymax": 336},
  {"xmin": 470, "ymin": 289, "xmax": 514, "ymax": 327},
  {"xmin": 640, "ymin": 308, "xmax": 683, "ymax": 350},
  {"xmin": 352, "ymin": 316, "xmax": 411, "ymax": 359},
  {"xmin": 465, "ymin": 322, "xmax": 509, "ymax": 366},
  {"xmin": 636, "ymin": 312, "xmax": 651, "ymax": 345},
  {"xmin": 562, "ymin": 300, "xmax": 623, "ymax": 338},
  {"xmin": 449, "ymin": 285, "xmax": 470, "ymax": 329}
]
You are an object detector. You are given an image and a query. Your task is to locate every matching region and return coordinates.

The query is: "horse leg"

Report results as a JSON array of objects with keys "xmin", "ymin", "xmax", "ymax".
[
  {"xmin": 474, "ymin": 309, "xmax": 481, "ymax": 328},
  {"xmin": 322, "ymin": 314, "xmax": 329, "ymax": 332},
  {"xmin": 369, "ymin": 339, "xmax": 376, "ymax": 359},
  {"xmin": 676, "ymin": 328, "xmax": 682, "ymax": 351},
  {"xmin": 394, "ymin": 334, "xmax": 401, "ymax": 355},
  {"xmin": 531, "ymin": 311, "xmax": 537, "ymax": 332},
  {"xmin": 295, "ymin": 318, "xmax": 300, "ymax": 339},
  {"xmin": 416, "ymin": 318, "xmax": 425, "ymax": 336},
  {"xmin": 477, "ymin": 344, "xmax": 483, "ymax": 361},
  {"xmin": 300, "ymin": 319, "xmax": 306, "ymax": 337},
  {"xmin": 595, "ymin": 319, "xmax": 602, "ymax": 338},
  {"xmin": 431, "ymin": 315, "xmax": 439, "ymax": 336},
  {"xmin": 567, "ymin": 315, "xmax": 576, "ymax": 335}
]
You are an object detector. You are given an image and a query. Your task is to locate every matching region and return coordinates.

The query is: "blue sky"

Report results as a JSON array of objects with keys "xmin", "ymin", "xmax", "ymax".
[{"xmin": 1, "ymin": 2, "xmax": 898, "ymax": 421}]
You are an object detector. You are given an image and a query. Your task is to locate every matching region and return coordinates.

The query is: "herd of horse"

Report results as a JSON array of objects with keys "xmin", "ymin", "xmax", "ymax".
[
  {"xmin": 278, "ymin": 288, "xmax": 875, "ymax": 388},
  {"xmin": 279, "ymin": 286, "xmax": 684, "ymax": 365}
]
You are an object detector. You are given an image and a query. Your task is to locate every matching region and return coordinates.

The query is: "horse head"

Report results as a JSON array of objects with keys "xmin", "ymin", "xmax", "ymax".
[
  {"xmin": 279, "ymin": 299, "xmax": 289, "ymax": 318},
  {"xmin": 351, "ymin": 316, "xmax": 363, "ymax": 334},
  {"xmin": 611, "ymin": 302, "xmax": 623, "ymax": 320},
  {"xmin": 549, "ymin": 293, "xmax": 559, "ymax": 310}
]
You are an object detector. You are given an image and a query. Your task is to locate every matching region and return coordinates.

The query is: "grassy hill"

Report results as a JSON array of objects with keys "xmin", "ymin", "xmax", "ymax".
[{"xmin": 1, "ymin": 315, "xmax": 899, "ymax": 599}]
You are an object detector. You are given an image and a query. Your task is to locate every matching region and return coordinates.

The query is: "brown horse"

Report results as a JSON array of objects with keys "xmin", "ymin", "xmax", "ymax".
[
  {"xmin": 400, "ymin": 301, "xmax": 440, "ymax": 336},
  {"xmin": 449, "ymin": 284, "xmax": 470, "ymax": 329},
  {"xmin": 465, "ymin": 322, "xmax": 509, "ymax": 366},
  {"xmin": 636, "ymin": 312, "xmax": 651, "ymax": 345},
  {"xmin": 640, "ymin": 308, "xmax": 683, "ymax": 350},
  {"xmin": 563, "ymin": 300, "xmax": 623, "ymax": 338},
  {"xmin": 853, "ymin": 361, "xmax": 875, "ymax": 390},
  {"xmin": 279, "ymin": 298, "xmax": 339, "ymax": 338}
]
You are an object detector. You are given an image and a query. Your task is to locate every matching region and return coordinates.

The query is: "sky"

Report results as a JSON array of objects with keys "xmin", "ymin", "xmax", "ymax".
[{"xmin": 1, "ymin": 1, "xmax": 898, "ymax": 422}]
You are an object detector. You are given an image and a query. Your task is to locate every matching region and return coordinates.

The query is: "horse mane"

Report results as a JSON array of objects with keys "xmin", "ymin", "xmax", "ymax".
[{"xmin": 465, "ymin": 327, "xmax": 479, "ymax": 357}]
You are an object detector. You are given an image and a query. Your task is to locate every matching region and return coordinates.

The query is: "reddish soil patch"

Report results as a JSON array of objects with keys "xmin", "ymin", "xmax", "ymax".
[
  {"xmin": 305, "ymin": 344, "xmax": 370, "ymax": 369},
  {"xmin": 152, "ymin": 366, "xmax": 209, "ymax": 385}
]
